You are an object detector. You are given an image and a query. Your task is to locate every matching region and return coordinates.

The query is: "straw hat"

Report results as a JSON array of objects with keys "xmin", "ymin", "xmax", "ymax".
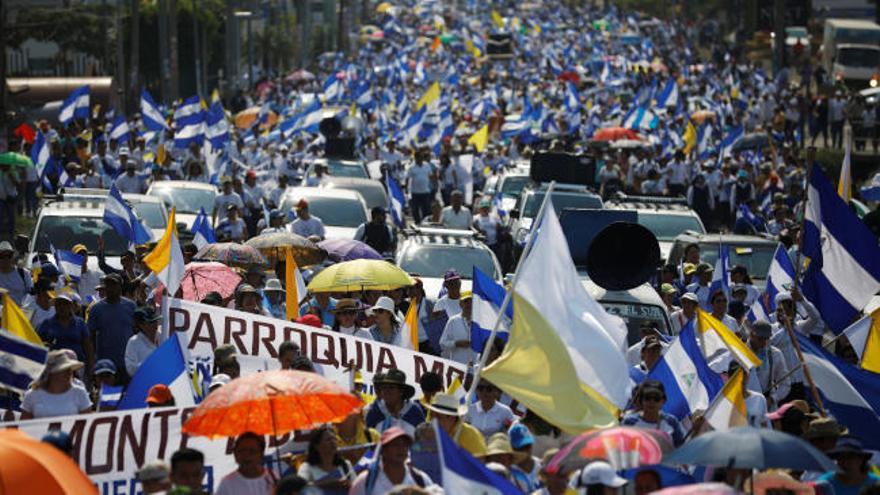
[
  {"xmin": 44, "ymin": 350, "xmax": 84, "ymax": 375},
  {"xmin": 480, "ymin": 433, "xmax": 528, "ymax": 463}
]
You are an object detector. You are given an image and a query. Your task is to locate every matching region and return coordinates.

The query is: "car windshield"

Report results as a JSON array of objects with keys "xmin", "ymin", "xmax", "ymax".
[
  {"xmin": 398, "ymin": 245, "xmax": 498, "ymax": 279},
  {"xmin": 639, "ymin": 214, "xmax": 705, "ymax": 241},
  {"xmin": 500, "ymin": 176, "xmax": 530, "ymax": 198},
  {"xmin": 838, "ymin": 47, "xmax": 880, "ymax": 68},
  {"xmin": 323, "ymin": 160, "xmax": 368, "ymax": 178},
  {"xmin": 34, "ymin": 215, "xmax": 128, "ymax": 256},
  {"xmin": 700, "ymin": 243, "xmax": 778, "ymax": 279},
  {"xmin": 523, "ymin": 191, "xmax": 602, "ymax": 218},
  {"xmin": 283, "ymin": 196, "xmax": 367, "ymax": 227},
  {"xmin": 786, "ymin": 28, "xmax": 807, "ymax": 37},
  {"xmin": 132, "ymin": 202, "xmax": 167, "ymax": 230},
  {"xmin": 149, "ymin": 187, "xmax": 216, "ymax": 215},
  {"xmin": 600, "ymin": 301, "xmax": 670, "ymax": 345}
]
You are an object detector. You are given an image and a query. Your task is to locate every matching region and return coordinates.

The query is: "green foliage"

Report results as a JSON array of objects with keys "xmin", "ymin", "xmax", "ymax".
[{"xmin": 7, "ymin": 4, "xmax": 109, "ymax": 59}]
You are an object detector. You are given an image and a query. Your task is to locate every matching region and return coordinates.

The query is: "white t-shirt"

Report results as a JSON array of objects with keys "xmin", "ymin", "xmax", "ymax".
[
  {"xmin": 114, "ymin": 173, "xmax": 145, "ymax": 194},
  {"xmin": 440, "ymin": 314, "xmax": 474, "ymax": 364},
  {"xmin": 21, "ymin": 385, "xmax": 92, "ymax": 418},
  {"xmin": 465, "ymin": 400, "xmax": 516, "ymax": 438},
  {"xmin": 407, "ymin": 163, "xmax": 435, "ymax": 194},
  {"xmin": 214, "ymin": 192, "xmax": 245, "ymax": 222},
  {"xmin": 474, "ymin": 213, "xmax": 499, "ymax": 245},
  {"xmin": 434, "ymin": 296, "xmax": 461, "ymax": 319},
  {"xmin": 289, "ymin": 216, "xmax": 325, "ymax": 239},
  {"xmin": 440, "ymin": 206, "xmax": 472, "ymax": 229},
  {"xmin": 25, "ymin": 302, "xmax": 55, "ymax": 330},
  {"xmin": 215, "ymin": 470, "xmax": 275, "ymax": 495}
]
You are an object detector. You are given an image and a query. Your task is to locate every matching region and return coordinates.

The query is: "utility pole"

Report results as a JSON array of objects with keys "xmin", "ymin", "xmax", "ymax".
[
  {"xmin": 116, "ymin": 0, "xmax": 127, "ymax": 113},
  {"xmin": 773, "ymin": 0, "xmax": 785, "ymax": 75},
  {"xmin": 129, "ymin": 0, "xmax": 140, "ymax": 114},
  {"xmin": 169, "ymin": 0, "xmax": 179, "ymax": 100},
  {"xmin": 193, "ymin": 0, "xmax": 203, "ymax": 97},
  {"xmin": 159, "ymin": 0, "xmax": 170, "ymax": 102}
]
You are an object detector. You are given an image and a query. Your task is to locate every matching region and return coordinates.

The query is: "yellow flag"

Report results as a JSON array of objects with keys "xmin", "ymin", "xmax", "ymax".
[
  {"xmin": 491, "ymin": 10, "xmax": 504, "ymax": 28},
  {"xmin": 704, "ymin": 369, "xmax": 748, "ymax": 431},
  {"xmin": 465, "ymin": 39, "xmax": 482, "ymax": 58},
  {"xmin": 696, "ymin": 309, "xmax": 761, "ymax": 369},
  {"xmin": 210, "ymin": 88, "xmax": 221, "ymax": 103},
  {"xmin": 683, "ymin": 120, "xmax": 697, "ymax": 154},
  {"xmin": 404, "ymin": 297, "xmax": 420, "ymax": 350},
  {"xmin": 416, "ymin": 81, "xmax": 440, "ymax": 110},
  {"xmin": 467, "ymin": 124, "xmax": 490, "ymax": 152},
  {"xmin": 285, "ymin": 247, "xmax": 306, "ymax": 321},
  {"xmin": 839, "ymin": 127, "xmax": 852, "ymax": 203},
  {"xmin": 862, "ymin": 310, "xmax": 880, "ymax": 373},
  {"xmin": 2, "ymin": 293, "xmax": 43, "ymax": 346},
  {"xmin": 143, "ymin": 208, "xmax": 185, "ymax": 296},
  {"xmin": 483, "ymin": 294, "xmax": 618, "ymax": 435}
]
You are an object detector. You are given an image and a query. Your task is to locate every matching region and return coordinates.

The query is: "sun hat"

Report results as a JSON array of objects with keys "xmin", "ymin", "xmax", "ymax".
[
  {"xmin": 44, "ymin": 349, "xmax": 84, "ymax": 375},
  {"xmin": 264, "ymin": 278, "xmax": 285, "ymax": 293},
  {"xmin": 237, "ymin": 283, "xmax": 258, "ymax": 295},
  {"xmin": 134, "ymin": 306, "xmax": 162, "ymax": 323},
  {"xmin": 804, "ymin": 417, "xmax": 849, "ymax": 439},
  {"xmin": 577, "ymin": 461, "xmax": 629, "ymax": 488},
  {"xmin": 379, "ymin": 426, "xmax": 413, "ymax": 446},
  {"xmin": 481, "ymin": 433, "xmax": 528, "ymax": 463},
  {"xmin": 332, "ymin": 298, "xmax": 358, "ymax": 313},
  {"xmin": 828, "ymin": 436, "xmax": 871, "ymax": 458},
  {"xmin": 373, "ymin": 368, "xmax": 416, "ymax": 399},
  {"xmin": 425, "ymin": 393, "xmax": 467, "ymax": 417},
  {"xmin": 367, "ymin": 296, "xmax": 397, "ymax": 316}
]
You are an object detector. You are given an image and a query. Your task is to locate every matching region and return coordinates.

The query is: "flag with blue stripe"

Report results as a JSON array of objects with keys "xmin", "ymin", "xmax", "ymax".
[
  {"xmin": 706, "ymin": 244, "xmax": 729, "ymax": 308},
  {"xmin": 0, "ymin": 330, "xmax": 48, "ymax": 394},
  {"xmin": 798, "ymin": 333, "xmax": 880, "ymax": 450},
  {"xmin": 117, "ymin": 333, "xmax": 196, "ymax": 410},
  {"xmin": 141, "ymin": 89, "xmax": 169, "ymax": 131},
  {"xmin": 646, "ymin": 321, "xmax": 724, "ymax": 419},
  {"xmin": 31, "ymin": 131, "xmax": 50, "ymax": 169},
  {"xmin": 103, "ymin": 184, "xmax": 153, "ymax": 246},
  {"xmin": 109, "ymin": 115, "xmax": 131, "ymax": 144},
  {"xmin": 205, "ymin": 100, "xmax": 229, "ymax": 151},
  {"xmin": 386, "ymin": 175, "xmax": 406, "ymax": 228},
  {"xmin": 173, "ymin": 95, "xmax": 206, "ymax": 149},
  {"xmin": 190, "ymin": 207, "xmax": 216, "ymax": 249},
  {"xmin": 747, "ymin": 244, "xmax": 794, "ymax": 322},
  {"xmin": 99, "ymin": 384, "xmax": 124, "ymax": 409},
  {"xmin": 50, "ymin": 243, "xmax": 84, "ymax": 283},
  {"xmin": 471, "ymin": 267, "xmax": 512, "ymax": 354},
  {"xmin": 802, "ymin": 167, "xmax": 880, "ymax": 333},
  {"xmin": 718, "ymin": 125, "xmax": 743, "ymax": 162},
  {"xmin": 434, "ymin": 421, "xmax": 522, "ymax": 494},
  {"xmin": 656, "ymin": 79, "xmax": 679, "ymax": 108},
  {"xmin": 323, "ymin": 73, "xmax": 344, "ymax": 102},
  {"xmin": 59, "ymin": 85, "xmax": 90, "ymax": 125}
]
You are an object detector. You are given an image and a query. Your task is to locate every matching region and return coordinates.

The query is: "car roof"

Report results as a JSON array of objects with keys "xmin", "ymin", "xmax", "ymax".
[
  {"xmin": 147, "ymin": 180, "xmax": 217, "ymax": 191},
  {"xmin": 39, "ymin": 200, "xmax": 105, "ymax": 216},
  {"xmin": 401, "ymin": 227, "xmax": 488, "ymax": 250},
  {"xmin": 320, "ymin": 177, "xmax": 383, "ymax": 187},
  {"xmin": 58, "ymin": 189, "xmax": 165, "ymax": 205},
  {"xmin": 676, "ymin": 231, "xmax": 778, "ymax": 245},
  {"xmin": 583, "ymin": 279, "xmax": 667, "ymax": 308},
  {"xmin": 283, "ymin": 186, "xmax": 364, "ymax": 200}
]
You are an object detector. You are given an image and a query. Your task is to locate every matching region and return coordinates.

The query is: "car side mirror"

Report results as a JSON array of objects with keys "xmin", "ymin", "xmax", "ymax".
[{"xmin": 508, "ymin": 209, "xmax": 520, "ymax": 219}]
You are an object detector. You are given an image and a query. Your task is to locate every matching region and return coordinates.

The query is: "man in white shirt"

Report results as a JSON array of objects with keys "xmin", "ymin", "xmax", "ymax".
[
  {"xmin": 440, "ymin": 190, "xmax": 473, "ymax": 229},
  {"xmin": 71, "ymin": 244, "xmax": 101, "ymax": 300},
  {"xmin": 212, "ymin": 179, "xmax": 245, "ymax": 225},
  {"xmin": 747, "ymin": 320, "xmax": 790, "ymax": 409},
  {"xmin": 406, "ymin": 151, "xmax": 437, "ymax": 224},
  {"xmin": 124, "ymin": 306, "xmax": 162, "ymax": 376},
  {"xmin": 349, "ymin": 427, "xmax": 439, "ymax": 495},
  {"xmin": 432, "ymin": 270, "xmax": 462, "ymax": 319},
  {"xmin": 216, "ymin": 433, "xmax": 275, "ymax": 495},
  {"xmin": 440, "ymin": 291, "xmax": 474, "ymax": 364},
  {"xmin": 665, "ymin": 151, "xmax": 690, "ymax": 196},
  {"xmin": 769, "ymin": 290, "xmax": 822, "ymax": 402},
  {"xmin": 288, "ymin": 199, "xmax": 325, "ymax": 240},
  {"xmin": 267, "ymin": 174, "xmax": 289, "ymax": 209},
  {"xmin": 88, "ymin": 139, "xmax": 119, "ymax": 183},
  {"xmin": 685, "ymin": 262, "xmax": 714, "ymax": 310},
  {"xmin": 114, "ymin": 163, "xmax": 146, "ymax": 194}
]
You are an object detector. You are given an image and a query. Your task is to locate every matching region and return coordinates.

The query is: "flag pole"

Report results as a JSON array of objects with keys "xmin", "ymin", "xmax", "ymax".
[
  {"xmin": 792, "ymin": 146, "xmax": 816, "ymax": 288},
  {"xmin": 457, "ymin": 181, "xmax": 556, "ymax": 439},
  {"xmin": 780, "ymin": 310, "xmax": 827, "ymax": 417}
]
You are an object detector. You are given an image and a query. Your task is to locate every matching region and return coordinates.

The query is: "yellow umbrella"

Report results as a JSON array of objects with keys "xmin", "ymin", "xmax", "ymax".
[
  {"xmin": 376, "ymin": 1, "xmax": 393, "ymax": 13},
  {"xmin": 234, "ymin": 106, "xmax": 279, "ymax": 129},
  {"xmin": 307, "ymin": 259, "xmax": 414, "ymax": 292}
]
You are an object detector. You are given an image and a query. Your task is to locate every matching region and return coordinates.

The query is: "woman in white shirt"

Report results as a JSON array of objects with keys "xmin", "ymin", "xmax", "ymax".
[
  {"xmin": 296, "ymin": 425, "xmax": 355, "ymax": 493},
  {"xmin": 440, "ymin": 291, "xmax": 474, "ymax": 364},
  {"xmin": 21, "ymin": 350, "xmax": 92, "ymax": 419},
  {"xmin": 331, "ymin": 299, "xmax": 371, "ymax": 339}
]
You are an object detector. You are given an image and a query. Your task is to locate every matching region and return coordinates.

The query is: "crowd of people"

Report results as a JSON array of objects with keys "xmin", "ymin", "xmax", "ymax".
[{"xmin": 3, "ymin": 0, "xmax": 880, "ymax": 493}]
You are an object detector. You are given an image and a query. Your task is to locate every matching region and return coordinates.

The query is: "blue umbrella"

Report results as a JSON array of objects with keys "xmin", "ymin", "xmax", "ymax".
[
  {"xmin": 317, "ymin": 239, "xmax": 384, "ymax": 262},
  {"xmin": 663, "ymin": 427, "xmax": 837, "ymax": 472}
]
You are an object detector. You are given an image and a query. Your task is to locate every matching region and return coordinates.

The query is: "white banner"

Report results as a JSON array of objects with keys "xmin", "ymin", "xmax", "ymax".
[
  {"xmin": 166, "ymin": 298, "xmax": 469, "ymax": 393},
  {"xmin": 2, "ymin": 406, "xmax": 252, "ymax": 495}
]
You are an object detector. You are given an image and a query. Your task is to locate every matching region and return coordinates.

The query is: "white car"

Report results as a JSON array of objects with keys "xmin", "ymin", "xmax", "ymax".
[
  {"xmin": 280, "ymin": 187, "xmax": 369, "ymax": 239},
  {"xmin": 147, "ymin": 181, "xmax": 218, "ymax": 230}
]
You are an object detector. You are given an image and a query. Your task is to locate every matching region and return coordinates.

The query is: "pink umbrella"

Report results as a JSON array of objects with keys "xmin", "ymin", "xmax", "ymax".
[
  {"xmin": 653, "ymin": 483, "xmax": 741, "ymax": 495},
  {"xmin": 180, "ymin": 262, "xmax": 242, "ymax": 302}
]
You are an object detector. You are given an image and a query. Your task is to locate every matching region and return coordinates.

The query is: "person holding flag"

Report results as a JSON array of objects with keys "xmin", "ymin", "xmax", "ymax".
[{"xmin": 439, "ymin": 291, "xmax": 474, "ymax": 365}]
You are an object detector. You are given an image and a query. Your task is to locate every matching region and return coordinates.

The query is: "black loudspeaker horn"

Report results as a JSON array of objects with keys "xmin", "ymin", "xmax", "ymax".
[
  {"xmin": 586, "ymin": 222, "xmax": 660, "ymax": 291},
  {"xmin": 319, "ymin": 117, "xmax": 342, "ymax": 138}
]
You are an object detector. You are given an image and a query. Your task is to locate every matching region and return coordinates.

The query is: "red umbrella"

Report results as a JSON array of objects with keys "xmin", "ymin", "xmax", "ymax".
[
  {"xmin": 179, "ymin": 262, "xmax": 242, "ymax": 301},
  {"xmin": 547, "ymin": 426, "xmax": 673, "ymax": 473},
  {"xmin": 593, "ymin": 127, "xmax": 643, "ymax": 142},
  {"xmin": 558, "ymin": 71, "xmax": 580, "ymax": 85}
]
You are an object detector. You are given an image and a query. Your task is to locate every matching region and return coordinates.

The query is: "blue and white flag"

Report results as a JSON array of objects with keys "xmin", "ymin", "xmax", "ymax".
[
  {"xmin": 323, "ymin": 73, "xmax": 344, "ymax": 102},
  {"xmin": 798, "ymin": 333, "xmax": 880, "ymax": 450},
  {"xmin": 205, "ymin": 99, "xmax": 229, "ymax": 152},
  {"xmin": 802, "ymin": 167, "xmax": 880, "ymax": 332},
  {"xmin": 141, "ymin": 89, "xmax": 169, "ymax": 131},
  {"xmin": 697, "ymin": 124, "xmax": 714, "ymax": 160},
  {"xmin": 59, "ymin": 85, "xmax": 90, "ymax": 125},
  {"xmin": 434, "ymin": 421, "xmax": 522, "ymax": 494},
  {"xmin": 109, "ymin": 115, "xmax": 131, "ymax": 144},
  {"xmin": 50, "ymin": 244, "xmax": 84, "ymax": 282},
  {"xmin": 103, "ymin": 184, "xmax": 153, "ymax": 246},
  {"xmin": 354, "ymin": 80, "xmax": 375, "ymax": 110},
  {"xmin": 747, "ymin": 244, "xmax": 794, "ymax": 322},
  {"xmin": 31, "ymin": 131, "xmax": 50, "ymax": 169},
  {"xmin": 706, "ymin": 244, "xmax": 729, "ymax": 308},
  {"xmin": 293, "ymin": 100, "xmax": 325, "ymax": 135},
  {"xmin": 717, "ymin": 125, "xmax": 743, "ymax": 161},
  {"xmin": 656, "ymin": 79, "xmax": 679, "ymax": 109},
  {"xmin": 173, "ymin": 95, "xmax": 206, "ymax": 149},
  {"xmin": 386, "ymin": 175, "xmax": 406, "ymax": 228},
  {"xmin": 117, "ymin": 333, "xmax": 196, "ymax": 410},
  {"xmin": 861, "ymin": 173, "xmax": 880, "ymax": 201},
  {"xmin": 0, "ymin": 330, "xmax": 48, "ymax": 394},
  {"xmin": 190, "ymin": 207, "xmax": 216, "ymax": 250},
  {"xmin": 98, "ymin": 384, "xmax": 124, "ymax": 410},
  {"xmin": 471, "ymin": 267, "xmax": 512, "ymax": 354},
  {"xmin": 622, "ymin": 106, "xmax": 658, "ymax": 131},
  {"xmin": 646, "ymin": 321, "xmax": 724, "ymax": 419}
]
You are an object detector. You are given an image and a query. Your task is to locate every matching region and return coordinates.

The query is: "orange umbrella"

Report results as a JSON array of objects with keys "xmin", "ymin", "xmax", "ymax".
[
  {"xmin": 593, "ymin": 127, "xmax": 642, "ymax": 142},
  {"xmin": 183, "ymin": 370, "xmax": 363, "ymax": 438},
  {"xmin": 691, "ymin": 110, "xmax": 716, "ymax": 124},
  {"xmin": 234, "ymin": 106, "xmax": 279, "ymax": 129},
  {"xmin": 0, "ymin": 429, "xmax": 98, "ymax": 494}
]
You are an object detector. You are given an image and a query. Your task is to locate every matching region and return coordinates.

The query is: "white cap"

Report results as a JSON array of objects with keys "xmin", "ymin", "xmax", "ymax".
[
  {"xmin": 367, "ymin": 296, "xmax": 396, "ymax": 316},
  {"xmin": 775, "ymin": 292, "xmax": 793, "ymax": 306},
  {"xmin": 577, "ymin": 461, "xmax": 628, "ymax": 488}
]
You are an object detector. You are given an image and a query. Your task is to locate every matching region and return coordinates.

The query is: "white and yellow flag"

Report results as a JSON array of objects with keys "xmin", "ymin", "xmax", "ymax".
[
  {"xmin": 143, "ymin": 207, "xmax": 185, "ymax": 297},
  {"xmin": 704, "ymin": 369, "xmax": 748, "ymax": 431}
]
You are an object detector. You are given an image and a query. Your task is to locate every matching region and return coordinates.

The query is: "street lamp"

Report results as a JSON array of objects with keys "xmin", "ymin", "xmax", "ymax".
[{"xmin": 234, "ymin": 10, "xmax": 255, "ymax": 89}]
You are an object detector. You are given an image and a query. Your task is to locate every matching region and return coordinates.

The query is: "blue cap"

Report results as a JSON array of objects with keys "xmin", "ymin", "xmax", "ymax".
[
  {"xmin": 508, "ymin": 423, "xmax": 534, "ymax": 450},
  {"xmin": 40, "ymin": 263, "xmax": 59, "ymax": 277},
  {"xmin": 94, "ymin": 359, "xmax": 117, "ymax": 375}
]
